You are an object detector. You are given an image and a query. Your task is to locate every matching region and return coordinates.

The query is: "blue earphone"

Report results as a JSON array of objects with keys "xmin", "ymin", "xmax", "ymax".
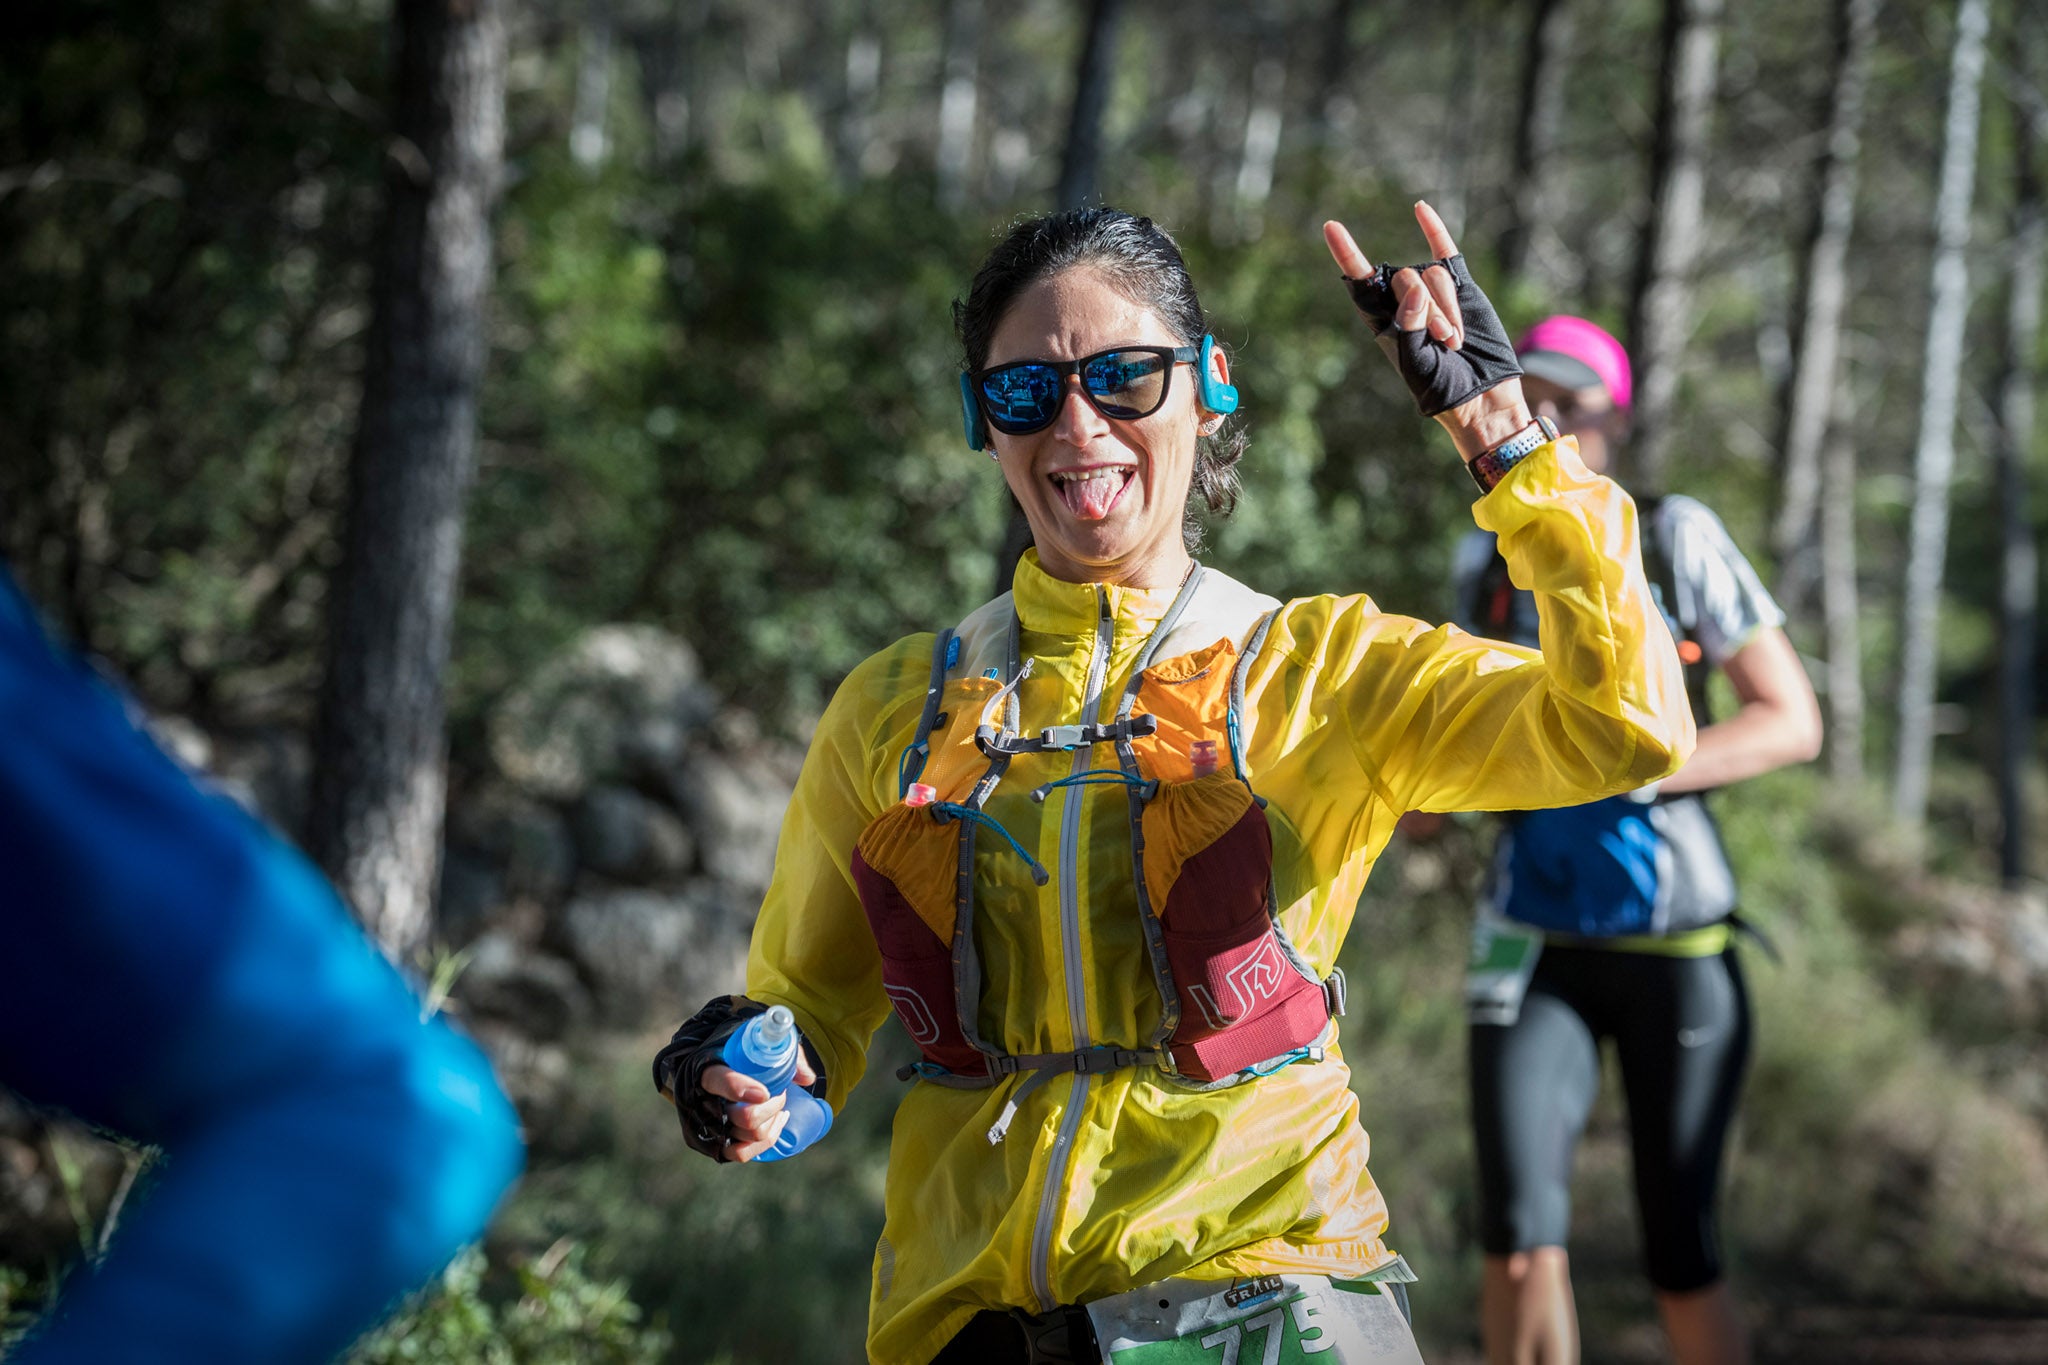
[
  {"xmin": 959, "ymin": 372, "xmax": 988, "ymax": 452},
  {"xmin": 960, "ymin": 333, "xmax": 1240, "ymax": 452},
  {"xmin": 1197, "ymin": 334, "xmax": 1240, "ymax": 417}
]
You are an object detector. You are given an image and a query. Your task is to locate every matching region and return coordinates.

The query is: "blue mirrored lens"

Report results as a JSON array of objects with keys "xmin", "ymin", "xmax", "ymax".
[
  {"xmin": 980, "ymin": 364, "xmax": 1063, "ymax": 431},
  {"xmin": 1081, "ymin": 351, "xmax": 1169, "ymax": 416}
]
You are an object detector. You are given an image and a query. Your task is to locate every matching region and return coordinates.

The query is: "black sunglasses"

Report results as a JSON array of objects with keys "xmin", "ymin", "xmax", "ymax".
[{"xmin": 971, "ymin": 345, "xmax": 1199, "ymax": 436}]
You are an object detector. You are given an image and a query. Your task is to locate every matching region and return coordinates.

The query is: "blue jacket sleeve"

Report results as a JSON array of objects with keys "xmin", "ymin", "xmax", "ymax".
[{"xmin": 0, "ymin": 571, "xmax": 524, "ymax": 1363}]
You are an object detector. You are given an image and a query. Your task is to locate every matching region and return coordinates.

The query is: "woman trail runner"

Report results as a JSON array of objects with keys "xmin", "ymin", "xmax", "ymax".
[{"xmin": 656, "ymin": 204, "xmax": 1697, "ymax": 1364}]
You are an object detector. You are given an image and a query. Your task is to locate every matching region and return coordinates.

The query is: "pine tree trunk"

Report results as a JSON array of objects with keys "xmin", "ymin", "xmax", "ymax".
[
  {"xmin": 309, "ymin": 0, "xmax": 507, "ymax": 962},
  {"xmin": 1894, "ymin": 0, "xmax": 1990, "ymax": 835},
  {"xmin": 1233, "ymin": 53, "xmax": 1287, "ymax": 230},
  {"xmin": 570, "ymin": 0, "xmax": 612, "ymax": 170},
  {"xmin": 1497, "ymin": 0, "xmax": 1575, "ymax": 286},
  {"xmin": 1623, "ymin": 0, "xmax": 1723, "ymax": 490},
  {"xmin": 1994, "ymin": 77, "xmax": 2044, "ymax": 886},
  {"xmin": 837, "ymin": 10, "xmax": 882, "ymax": 185},
  {"xmin": 625, "ymin": 0, "xmax": 708, "ymax": 165},
  {"xmin": 1432, "ymin": 13, "xmax": 1490, "ymax": 241},
  {"xmin": 1820, "ymin": 369, "xmax": 1865, "ymax": 788},
  {"xmin": 996, "ymin": 0, "xmax": 1128, "ymax": 595},
  {"xmin": 1771, "ymin": 0, "xmax": 1878, "ymax": 615},
  {"xmin": 1305, "ymin": 0, "xmax": 1363, "ymax": 201},
  {"xmin": 1053, "ymin": 0, "xmax": 1126, "ymax": 212},
  {"xmin": 934, "ymin": 0, "xmax": 983, "ymax": 210}
]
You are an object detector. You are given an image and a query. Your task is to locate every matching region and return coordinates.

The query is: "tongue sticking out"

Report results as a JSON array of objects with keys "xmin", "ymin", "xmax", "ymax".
[{"xmin": 1057, "ymin": 469, "xmax": 1131, "ymax": 521}]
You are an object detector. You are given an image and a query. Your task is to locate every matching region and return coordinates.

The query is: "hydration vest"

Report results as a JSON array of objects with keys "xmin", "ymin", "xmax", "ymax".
[{"xmin": 847, "ymin": 567, "xmax": 1346, "ymax": 1135}]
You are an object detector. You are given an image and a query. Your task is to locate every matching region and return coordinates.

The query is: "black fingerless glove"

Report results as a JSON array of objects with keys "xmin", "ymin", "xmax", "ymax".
[
  {"xmin": 652, "ymin": 994, "xmax": 829, "ymax": 1164},
  {"xmin": 1343, "ymin": 254, "xmax": 1522, "ymax": 417}
]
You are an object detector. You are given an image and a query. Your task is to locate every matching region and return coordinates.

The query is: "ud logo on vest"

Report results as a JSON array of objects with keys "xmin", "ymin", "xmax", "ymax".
[
  {"xmin": 884, "ymin": 984, "xmax": 943, "ymax": 1046},
  {"xmin": 1190, "ymin": 937, "xmax": 1292, "ymax": 1031}
]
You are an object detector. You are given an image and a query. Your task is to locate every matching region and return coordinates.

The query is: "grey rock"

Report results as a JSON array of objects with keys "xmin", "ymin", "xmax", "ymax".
[
  {"xmin": 2010, "ymin": 893, "xmax": 2048, "ymax": 977},
  {"xmin": 214, "ymin": 727, "xmax": 313, "ymax": 838},
  {"xmin": 447, "ymin": 783, "xmax": 576, "ymax": 905},
  {"xmin": 669, "ymin": 880, "xmax": 758, "ymax": 1005},
  {"xmin": 554, "ymin": 883, "xmax": 750, "ymax": 1027},
  {"xmin": 669, "ymin": 740, "xmax": 800, "ymax": 897},
  {"xmin": 488, "ymin": 625, "xmax": 717, "ymax": 802},
  {"xmin": 437, "ymin": 844, "xmax": 507, "ymax": 947},
  {"xmin": 464, "ymin": 1019, "xmax": 576, "ymax": 1138},
  {"xmin": 571, "ymin": 784, "xmax": 695, "ymax": 883},
  {"xmin": 453, "ymin": 931, "xmax": 592, "ymax": 1041}
]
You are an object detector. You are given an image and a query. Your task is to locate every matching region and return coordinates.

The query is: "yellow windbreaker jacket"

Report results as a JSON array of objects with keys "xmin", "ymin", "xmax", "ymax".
[{"xmin": 745, "ymin": 440, "xmax": 1694, "ymax": 1363}]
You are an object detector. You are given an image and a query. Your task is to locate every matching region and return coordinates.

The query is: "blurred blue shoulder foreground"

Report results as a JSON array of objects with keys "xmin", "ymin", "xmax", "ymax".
[{"xmin": 0, "ymin": 566, "xmax": 524, "ymax": 1363}]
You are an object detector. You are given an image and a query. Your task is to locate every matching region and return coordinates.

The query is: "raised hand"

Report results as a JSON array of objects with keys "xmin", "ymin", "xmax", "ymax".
[{"xmin": 1324, "ymin": 202, "xmax": 1533, "ymax": 462}]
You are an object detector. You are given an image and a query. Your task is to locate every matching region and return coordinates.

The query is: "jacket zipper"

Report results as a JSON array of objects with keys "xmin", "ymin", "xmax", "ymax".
[{"xmin": 1030, "ymin": 585, "xmax": 1114, "ymax": 1311}]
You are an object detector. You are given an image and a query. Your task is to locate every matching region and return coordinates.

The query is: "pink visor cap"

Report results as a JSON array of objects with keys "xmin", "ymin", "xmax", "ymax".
[{"xmin": 1515, "ymin": 315, "xmax": 1632, "ymax": 412}]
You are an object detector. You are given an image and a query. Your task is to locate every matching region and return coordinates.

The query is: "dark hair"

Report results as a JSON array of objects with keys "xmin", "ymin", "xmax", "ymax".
[{"xmin": 953, "ymin": 208, "xmax": 1245, "ymax": 547}]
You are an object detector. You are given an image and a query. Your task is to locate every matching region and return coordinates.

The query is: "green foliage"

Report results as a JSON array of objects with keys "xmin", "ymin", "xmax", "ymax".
[
  {"xmin": 346, "ymin": 1243, "xmax": 670, "ymax": 1365},
  {"xmin": 1, "ymin": 0, "xmax": 382, "ymax": 712},
  {"xmin": 1718, "ymin": 769, "xmax": 2048, "ymax": 1304},
  {"xmin": 0, "ymin": 1263, "xmax": 48, "ymax": 1356},
  {"xmin": 463, "ymin": 152, "xmax": 1009, "ymax": 730}
]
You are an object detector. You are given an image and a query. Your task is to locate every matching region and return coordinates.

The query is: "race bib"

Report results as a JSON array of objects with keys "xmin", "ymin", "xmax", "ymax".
[
  {"xmin": 1085, "ymin": 1263, "xmax": 1424, "ymax": 1364},
  {"xmin": 1465, "ymin": 908, "xmax": 1543, "ymax": 1027}
]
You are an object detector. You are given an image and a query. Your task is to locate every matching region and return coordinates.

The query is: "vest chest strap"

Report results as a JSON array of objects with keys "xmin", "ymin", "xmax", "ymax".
[
  {"xmin": 975, "ymin": 713, "xmax": 1159, "ymax": 758},
  {"xmin": 895, "ymin": 1035, "xmax": 1332, "ymax": 1146},
  {"xmin": 982, "ymin": 1045, "xmax": 1172, "ymax": 1145}
]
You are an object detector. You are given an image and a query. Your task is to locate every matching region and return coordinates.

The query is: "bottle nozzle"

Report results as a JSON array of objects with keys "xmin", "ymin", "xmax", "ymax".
[{"xmin": 727, "ymin": 1004, "xmax": 803, "ymax": 1082}]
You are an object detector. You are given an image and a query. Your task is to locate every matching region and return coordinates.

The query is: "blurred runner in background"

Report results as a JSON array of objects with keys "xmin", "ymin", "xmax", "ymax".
[
  {"xmin": 0, "ymin": 565, "xmax": 524, "ymax": 1364},
  {"xmin": 1449, "ymin": 316, "xmax": 1821, "ymax": 1365}
]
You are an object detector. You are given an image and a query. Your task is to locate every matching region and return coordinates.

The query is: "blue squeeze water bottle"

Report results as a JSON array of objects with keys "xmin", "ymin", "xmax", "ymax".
[{"xmin": 720, "ymin": 1005, "xmax": 833, "ymax": 1162}]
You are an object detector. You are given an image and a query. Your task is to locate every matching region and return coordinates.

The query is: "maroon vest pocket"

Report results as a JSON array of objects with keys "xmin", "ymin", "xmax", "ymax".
[
  {"xmin": 1155, "ymin": 802, "xmax": 1329, "ymax": 1082},
  {"xmin": 851, "ymin": 848, "xmax": 988, "ymax": 1078},
  {"xmin": 1169, "ymin": 940, "xmax": 1332, "ymax": 1081}
]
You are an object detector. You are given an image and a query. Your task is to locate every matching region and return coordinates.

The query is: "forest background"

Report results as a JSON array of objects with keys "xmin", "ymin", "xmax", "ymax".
[{"xmin": 6, "ymin": 0, "xmax": 2048, "ymax": 1361}]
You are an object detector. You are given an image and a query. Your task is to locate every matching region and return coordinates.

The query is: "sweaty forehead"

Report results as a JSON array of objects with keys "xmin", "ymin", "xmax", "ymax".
[{"xmin": 986, "ymin": 266, "xmax": 1181, "ymax": 365}]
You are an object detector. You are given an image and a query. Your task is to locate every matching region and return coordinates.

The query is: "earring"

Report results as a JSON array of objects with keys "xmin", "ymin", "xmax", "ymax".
[{"xmin": 987, "ymin": 448, "xmax": 1001, "ymax": 463}]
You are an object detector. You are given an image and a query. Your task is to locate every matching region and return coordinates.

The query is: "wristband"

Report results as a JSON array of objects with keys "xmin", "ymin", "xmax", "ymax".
[{"xmin": 1467, "ymin": 415, "xmax": 1559, "ymax": 494}]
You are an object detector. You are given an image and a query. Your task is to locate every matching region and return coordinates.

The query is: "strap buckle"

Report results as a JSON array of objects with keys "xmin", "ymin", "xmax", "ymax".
[
  {"xmin": 976, "ymin": 714, "xmax": 1161, "ymax": 758},
  {"xmin": 1069, "ymin": 1047, "xmax": 1135, "ymax": 1076}
]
